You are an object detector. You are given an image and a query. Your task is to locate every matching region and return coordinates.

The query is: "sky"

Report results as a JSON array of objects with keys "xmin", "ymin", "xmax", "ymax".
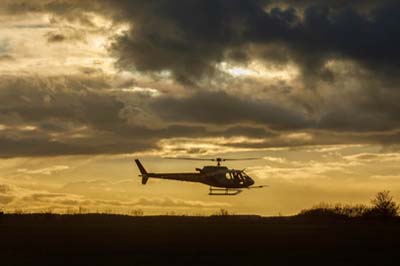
[{"xmin": 1, "ymin": 0, "xmax": 400, "ymax": 216}]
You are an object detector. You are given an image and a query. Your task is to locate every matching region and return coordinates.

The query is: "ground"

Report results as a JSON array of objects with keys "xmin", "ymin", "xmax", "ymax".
[{"xmin": 1, "ymin": 214, "xmax": 400, "ymax": 265}]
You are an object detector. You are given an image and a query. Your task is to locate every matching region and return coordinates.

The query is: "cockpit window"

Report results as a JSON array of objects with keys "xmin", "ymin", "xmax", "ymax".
[
  {"xmin": 225, "ymin": 171, "xmax": 250, "ymax": 184},
  {"xmin": 226, "ymin": 172, "xmax": 233, "ymax": 180}
]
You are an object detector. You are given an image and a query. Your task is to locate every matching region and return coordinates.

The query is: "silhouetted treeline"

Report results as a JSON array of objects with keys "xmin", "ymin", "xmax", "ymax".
[
  {"xmin": 0, "ymin": 191, "xmax": 399, "ymax": 266},
  {"xmin": 298, "ymin": 190, "xmax": 399, "ymax": 219}
]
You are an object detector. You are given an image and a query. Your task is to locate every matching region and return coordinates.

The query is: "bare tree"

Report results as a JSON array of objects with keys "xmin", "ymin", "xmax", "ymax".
[{"xmin": 370, "ymin": 191, "xmax": 399, "ymax": 218}]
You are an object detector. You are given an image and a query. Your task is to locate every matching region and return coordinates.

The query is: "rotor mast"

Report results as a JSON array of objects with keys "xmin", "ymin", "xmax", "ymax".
[{"xmin": 215, "ymin": 157, "xmax": 223, "ymax": 166}]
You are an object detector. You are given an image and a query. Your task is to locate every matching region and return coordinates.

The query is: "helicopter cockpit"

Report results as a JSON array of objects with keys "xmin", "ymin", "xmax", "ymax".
[{"xmin": 225, "ymin": 170, "xmax": 254, "ymax": 186}]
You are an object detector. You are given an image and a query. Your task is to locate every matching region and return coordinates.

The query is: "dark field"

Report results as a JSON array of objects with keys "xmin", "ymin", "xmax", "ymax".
[{"xmin": 1, "ymin": 214, "xmax": 400, "ymax": 265}]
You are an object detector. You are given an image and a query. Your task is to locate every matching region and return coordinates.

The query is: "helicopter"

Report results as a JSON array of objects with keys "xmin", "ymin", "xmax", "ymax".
[{"xmin": 134, "ymin": 157, "xmax": 266, "ymax": 195}]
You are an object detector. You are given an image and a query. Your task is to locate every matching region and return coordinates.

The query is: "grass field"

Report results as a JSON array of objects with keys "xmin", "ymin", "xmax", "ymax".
[{"xmin": 1, "ymin": 214, "xmax": 400, "ymax": 265}]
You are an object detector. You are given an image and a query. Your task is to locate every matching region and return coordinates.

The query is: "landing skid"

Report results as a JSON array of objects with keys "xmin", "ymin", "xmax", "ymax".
[{"xmin": 209, "ymin": 187, "xmax": 242, "ymax": 196}]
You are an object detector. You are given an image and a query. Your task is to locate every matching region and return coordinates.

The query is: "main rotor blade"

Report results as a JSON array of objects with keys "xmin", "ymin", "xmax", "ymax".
[
  {"xmin": 163, "ymin": 157, "xmax": 215, "ymax": 161},
  {"xmin": 163, "ymin": 157, "xmax": 262, "ymax": 162},
  {"xmin": 222, "ymin": 157, "xmax": 261, "ymax": 161}
]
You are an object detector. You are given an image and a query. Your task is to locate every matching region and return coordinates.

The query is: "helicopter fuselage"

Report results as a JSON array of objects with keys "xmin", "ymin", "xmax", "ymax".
[
  {"xmin": 134, "ymin": 159, "xmax": 265, "ymax": 195},
  {"xmin": 135, "ymin": 159, "xmax": 255, "ymax": 189},
  {"xmin": 145, "ymin": 166, "xmax": 255, "ymax": 188}
]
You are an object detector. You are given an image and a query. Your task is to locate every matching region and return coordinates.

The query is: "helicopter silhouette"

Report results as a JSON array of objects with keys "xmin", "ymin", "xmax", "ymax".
[{"xmin": 135, "ymin": 157, "xmax": 266, "ymax": 195}]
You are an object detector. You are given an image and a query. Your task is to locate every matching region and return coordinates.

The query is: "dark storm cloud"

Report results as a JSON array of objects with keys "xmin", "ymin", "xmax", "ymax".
[
  {"xmin": 0, "ymin": 75, "xmax": 154, "ymax": 157},
  {"xmin": 0, "ymin": 75, "xmax": 286, "ymax": 157},
  {"xmin": 100, "ymin": 0, "xmax": 400, "ymax": 83},
  {"xmin": 0, "ymin": 75, "xmax": 114, "ymax": 126},
  {"xmin": 150, "ymin": 90, "xmax": 311, "ymax": 130},
  {"xmin": 223, "ymin": 126, "xmax": 274, "ymax": 138},
  {"xmin": 270, "ymin": 0, "xmax": 383, "ymax": 10},
  {"xmin": 106, "ymin": 0, "xmax": 302, "ymax": 82},
  {"xmin": 2, "ymin": 0, "xmax": 400, "ymax": 157},
  {"xmin": 4, "ymin": 1, "xmax": 400, "ymax": 79}
]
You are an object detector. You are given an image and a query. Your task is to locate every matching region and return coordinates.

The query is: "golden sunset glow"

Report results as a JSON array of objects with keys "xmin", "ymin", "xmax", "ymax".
[{"xmin": 1, "ymin": 1, "xmax": 400, "ymax": 216}]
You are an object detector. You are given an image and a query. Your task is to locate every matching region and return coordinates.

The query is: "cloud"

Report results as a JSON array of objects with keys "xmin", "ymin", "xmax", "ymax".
[
  {"xmin": 0, "ymin": 74, "xmax": 157, "ymax": 157},
  {"xmin": 0, "ymin": 184, "xmax": 13, "ymax": 193},
  {"xmin": 1, "ymin": 72, "xmax": 400, "ymax": 157},
  {"xmin": 0, "ymin": 54, "xmax": 14, "ymax": 61},
  {"xmin": 0, "ymin": 184, "xmax": 16, "ymax": 204},
  {"xmin": 17, "ymin": 165, "xmax": 70, "ymax": 175},
  {"xmin": 0, "ymin": 38, "xmax": 11, "ymax": 54},
  {"xmin": 130, "ymin": 197, "xmax": 230, "ymax": 208},
  {"xmin": 344, "ymin": 152, "xmax": 400, "ymax": 163},
  {"xmin": 45, "ymin": 32, "xmax": 66, "ymax": 42},
  {"xmin": 60, "ymin": 180, "xmax": 126, "ymax": 196},
  {"xmin": 1, "ymin": 0, "xmax": 400, "ymax": 158},
  {"xmin": 4, "ymin": 1, "xmax": 399, "ymax": 78},
  {"xmin": 60, "ymin": 180, "xmax": 228, "ymax": 208},
  {"xmin": 44, "ymin": 27, "xmax": 88, "ymax": 43},
  {"xmin": 0, "ymin": 195, "xmax": 14, "ymax": 204},
  {"xmin": 0, "ymin": 181, "xmax": 228, "ymax": 211},
  {"xmin": 150, "ymin": 90, "xmax": 311, "ymax": 130},
  {"xmin": 97, "ymin": 0, "xmax": 400, "ymax": 86},
  {"xmin": 249, "ymin": 160, "xmax": 351, "ymax": 181},
  {"xmin": 3, "ymin": 1, "xmax": 400, "ymax": 80}
]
